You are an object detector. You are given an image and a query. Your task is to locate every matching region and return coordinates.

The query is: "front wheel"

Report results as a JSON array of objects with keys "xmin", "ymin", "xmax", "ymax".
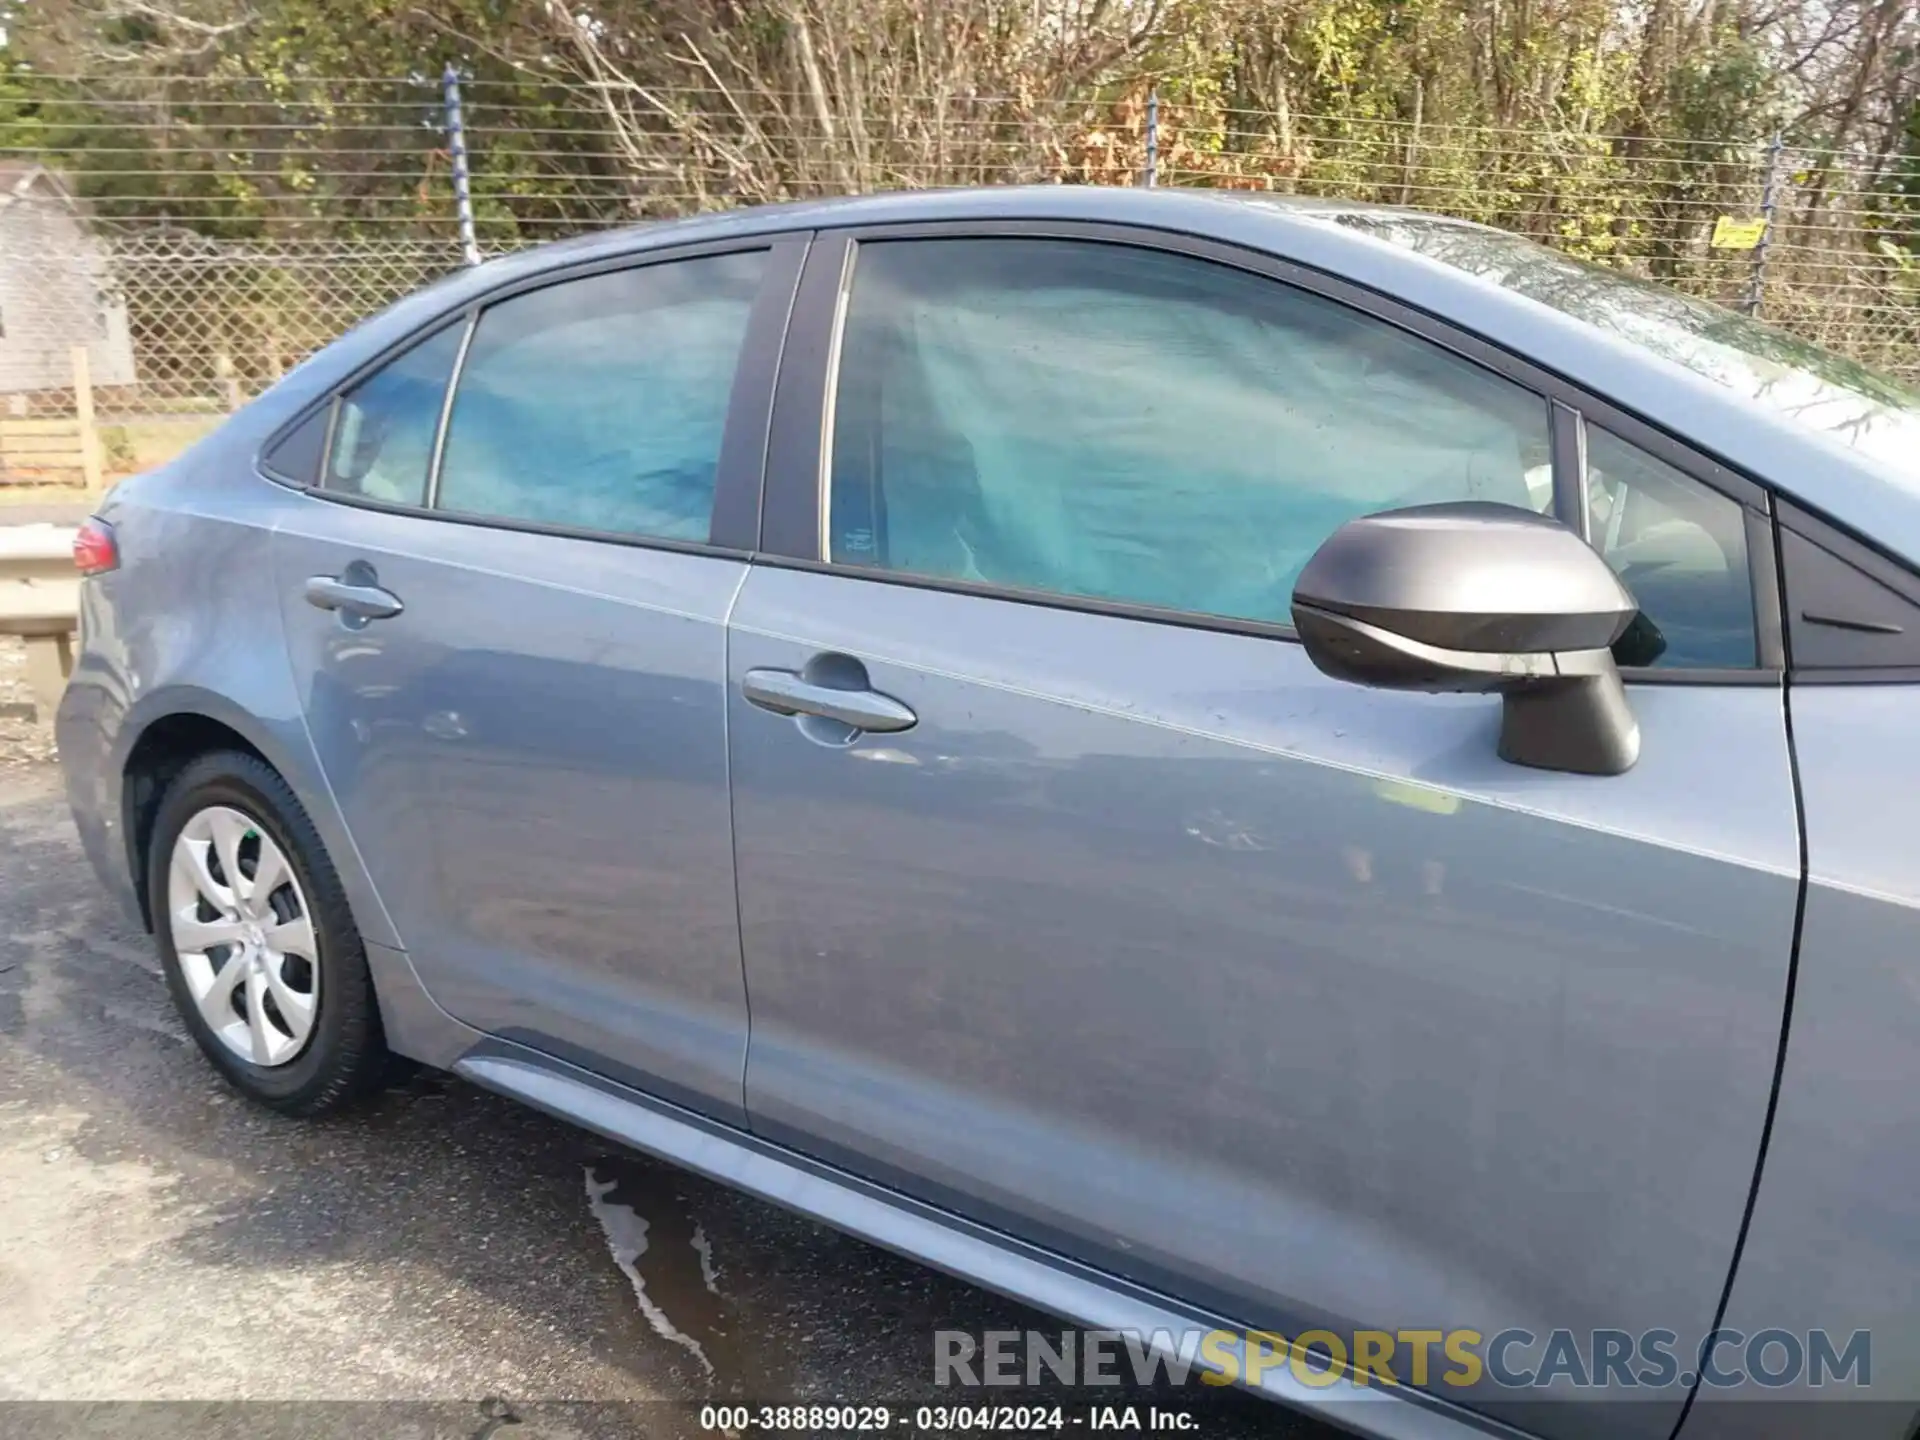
[{"xmin": 149, "ymin": 750, "xmax": 397, "ymax": 1115}]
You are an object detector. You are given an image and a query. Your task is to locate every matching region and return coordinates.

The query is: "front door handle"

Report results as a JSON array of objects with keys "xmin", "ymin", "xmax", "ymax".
[
  {"xmin": 304, "ymin": 573, "xmax": 403, "ymax": 621},
  {"xmin": 742, "ymin": 666, "xmax": 917, "ymax": 734}
]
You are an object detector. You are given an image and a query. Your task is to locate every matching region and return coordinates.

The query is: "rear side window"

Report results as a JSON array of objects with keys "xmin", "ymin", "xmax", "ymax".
[
  {"xmin": 435, "ymin": 250, "xmax": 767, "ymax": 542},
  {"xmin": 825, "ymin": 238, "xmax": 1553, "ymax": 627},
  {"xmin": 324, "ymin": 324, "xmax": 463, "ymax": 505},
  {"xmin": 262, "ymin": 405, "xmax": 329, "ymax": 484},
  {"xmin": 1585, "ymin": 426, "xmax": 1756, "ymax": 668}
]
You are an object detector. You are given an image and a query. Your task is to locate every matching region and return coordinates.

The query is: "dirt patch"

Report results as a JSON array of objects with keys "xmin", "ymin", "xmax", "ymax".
[{"xmin": 0, "ymin": 636, "xmax": 59, "ymax": 770}]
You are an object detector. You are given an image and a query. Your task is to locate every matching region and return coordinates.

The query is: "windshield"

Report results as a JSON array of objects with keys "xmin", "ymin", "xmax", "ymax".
[{"xmin": 1319, "ymin": 212, "xmax": 1920, "ymax": 485}]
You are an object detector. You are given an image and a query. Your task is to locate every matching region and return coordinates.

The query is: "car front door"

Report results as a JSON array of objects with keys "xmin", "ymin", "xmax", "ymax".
[
  {"xmin": 725, "ymin": 229, "xmax": 1799, "ymax": 1436},
  {"xmin": 273, "ymin": 238, "xmax": 802, "ymax": 1124}
]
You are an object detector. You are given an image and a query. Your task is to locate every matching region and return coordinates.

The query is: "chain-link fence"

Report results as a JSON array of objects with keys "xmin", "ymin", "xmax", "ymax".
[{"xmin": 2, "ymin": 75, "xmax": 1917, "ymax": 491}]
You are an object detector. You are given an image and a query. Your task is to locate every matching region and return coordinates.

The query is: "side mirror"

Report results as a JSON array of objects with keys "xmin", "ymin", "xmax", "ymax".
[{"xmin": 1291, "ymin": 502, "xmax": 1641, "ymax": 776}]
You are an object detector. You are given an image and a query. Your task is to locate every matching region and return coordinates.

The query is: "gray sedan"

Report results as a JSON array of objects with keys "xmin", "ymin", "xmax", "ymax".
[{"xmin": 57, "ymin": 186, "xmax": 1920, "ymax": 1440}]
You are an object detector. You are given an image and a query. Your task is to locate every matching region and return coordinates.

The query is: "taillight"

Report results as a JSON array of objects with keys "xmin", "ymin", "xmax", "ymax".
[{"xmin": 73, "ymin": 517, "xmax": 119, "ymax": 576}]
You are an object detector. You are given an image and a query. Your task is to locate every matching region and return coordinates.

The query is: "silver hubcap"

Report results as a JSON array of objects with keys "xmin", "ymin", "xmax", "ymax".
[{"xmin": 167, "ymin": 806, "xmax": 319, "ymax": 1068}]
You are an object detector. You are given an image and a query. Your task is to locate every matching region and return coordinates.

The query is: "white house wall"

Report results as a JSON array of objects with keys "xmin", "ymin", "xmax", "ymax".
[{"xmin": 0, "ymin": 198, "xmax": 139, "ymax": 396}]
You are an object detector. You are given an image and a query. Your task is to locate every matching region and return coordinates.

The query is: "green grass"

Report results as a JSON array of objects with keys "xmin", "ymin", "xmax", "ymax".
[{"xmin": 101, "ymin": 416, "xmax": 223, "ymax": 474}]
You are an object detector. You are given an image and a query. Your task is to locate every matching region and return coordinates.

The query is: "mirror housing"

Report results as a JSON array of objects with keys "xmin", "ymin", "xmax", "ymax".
[{"xmin": 1291, "ymin": 502, "xmax": 1642, "ymax": 776}]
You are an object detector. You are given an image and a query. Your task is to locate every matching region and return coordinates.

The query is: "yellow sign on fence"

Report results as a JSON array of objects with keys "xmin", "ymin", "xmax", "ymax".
[{"xmin": 1711, "ymin": 216, "xmax": 1769, "ymax": 250}]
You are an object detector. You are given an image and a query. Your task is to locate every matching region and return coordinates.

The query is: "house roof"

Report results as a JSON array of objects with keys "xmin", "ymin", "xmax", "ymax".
[{"xmin": 0, "ymin": 164, "xmax": 78, "ymax": 211}]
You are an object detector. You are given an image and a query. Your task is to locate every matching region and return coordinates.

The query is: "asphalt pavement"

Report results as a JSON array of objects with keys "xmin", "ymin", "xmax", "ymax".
[{"xmin": 0, "ymin": 650, "xmax": 1325, "ymax": 1440}]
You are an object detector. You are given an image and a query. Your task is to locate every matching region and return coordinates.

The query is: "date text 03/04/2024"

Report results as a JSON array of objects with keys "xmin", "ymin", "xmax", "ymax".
[{"xmin": 697, "ymin": 1405, "xmax": 1200, "ymax": 1431}]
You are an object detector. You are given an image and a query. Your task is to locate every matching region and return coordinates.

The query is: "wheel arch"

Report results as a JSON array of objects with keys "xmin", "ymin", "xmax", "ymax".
[
  {"xmin": 121, "ymin": 704, "xmax": 271, "ymax": 930},
  {"xmin": 113, "ymin": 686, "xmax": 401, "ymax": 952}
]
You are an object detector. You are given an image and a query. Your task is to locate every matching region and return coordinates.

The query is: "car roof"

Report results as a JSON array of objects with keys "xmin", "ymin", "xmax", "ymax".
[
  {"xmin": 295, "ymin": 186, "xmax": 1920, "ymax": 566},
  {"xmin": 460, "ymin": 185, "xmax": 1495, "ymax": 276}
]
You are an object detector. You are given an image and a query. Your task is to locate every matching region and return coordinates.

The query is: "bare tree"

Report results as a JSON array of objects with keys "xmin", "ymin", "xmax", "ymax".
[{"xmin": 528, "ymin": 0, "xmax": 1171, "ymax": 211}]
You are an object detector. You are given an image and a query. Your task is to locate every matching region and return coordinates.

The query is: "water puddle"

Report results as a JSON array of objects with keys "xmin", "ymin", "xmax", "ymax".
[{"xmin": 584, "ymin": 1160, "xmax": 734, "ymax": 1383}]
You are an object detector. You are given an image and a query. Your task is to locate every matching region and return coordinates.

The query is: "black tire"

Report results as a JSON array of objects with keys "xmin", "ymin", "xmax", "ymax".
[{"xmin": 148, "ymin": 749, "xmax": 398, "ymax": 1115}]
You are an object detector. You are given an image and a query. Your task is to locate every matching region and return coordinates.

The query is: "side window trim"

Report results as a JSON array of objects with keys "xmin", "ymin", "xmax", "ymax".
[
  {"xmin": 316, "ymin": 397, "xmax": 341, "ymax": 487},
  {"xmin": 763, "ymin": 232, "xmax": 856, "ymax": 560},
  {"xmin": 760, "ymin": 220, "xmax": 1784, "ymax": 681},
  {"xmin": 1777, "ymin": 499, "xmax": 1920, "ymax": 682},
  {"xmin": 258, "ymin": 233, "xmax": 811, "ymax": 555},
  {"xmin": 1549, "ymin": 401, "xmax": 1589, "ymax": 543},
  {"xmin": 422, "ymin": 309, "xmax": 479, "ymax": 511}
]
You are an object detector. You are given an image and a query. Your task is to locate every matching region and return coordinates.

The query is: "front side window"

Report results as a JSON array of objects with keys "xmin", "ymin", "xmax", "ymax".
[
  {"xmin": 324, "ymin": 323, "xmax": 463, "ymax": 505},
  {"xmin": 435, "ymin": 250, "xmax": 767, "ymax": 541},
  {"xmin": 826, "ymin": 239, "xmax": 1553, "ymax": 627},
  {"xmin": 1586, "ymin": 425, "xmax": 1756, "ymax": 669}
]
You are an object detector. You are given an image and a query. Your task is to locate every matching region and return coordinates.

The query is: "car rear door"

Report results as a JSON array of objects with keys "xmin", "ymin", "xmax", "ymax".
[
  {"xmin": 724, "ymin": 226, "xmax": 1799, "ymax": 1437},
  {"xmin": 272, "ymin": 236, "xmax": 803, "ymax": 1124}
]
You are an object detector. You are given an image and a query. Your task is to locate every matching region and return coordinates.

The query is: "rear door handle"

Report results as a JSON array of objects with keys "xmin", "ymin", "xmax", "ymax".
[
  {"xmin": 742, "ymin": 667, "xmax": 917, "ymax": 734},
  {"xmin": 304, "ymin": 574, "xmax": 404, "ymax": 621}
]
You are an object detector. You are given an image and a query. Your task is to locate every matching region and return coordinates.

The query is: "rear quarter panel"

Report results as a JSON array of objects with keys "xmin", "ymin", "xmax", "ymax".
[{"xmin": 59, "ymin": 441, "xmax": 402, "ymax": 954}]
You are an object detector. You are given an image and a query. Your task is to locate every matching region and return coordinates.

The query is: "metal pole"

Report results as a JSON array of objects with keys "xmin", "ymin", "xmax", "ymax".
[
  {"xmin": 1744, "ymin": 132, "xmax": 1784, "ymax": 317},
  {"xmin": 443, "ymin": 64, "xmax": 481, "ymax": 267},
  {"xmin": 1143, "ymin": 89, "xmax": 1159, "ymax": 188}
]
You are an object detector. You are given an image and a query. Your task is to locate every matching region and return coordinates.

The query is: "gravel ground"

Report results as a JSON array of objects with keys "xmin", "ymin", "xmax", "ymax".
[
  {"xmin": 1, "ymin": 635, "xmax": 60, "ymax": 769},
  {"xmin": 0, "ymin": 745, "xmax": 1328, "ymax": 1440}
]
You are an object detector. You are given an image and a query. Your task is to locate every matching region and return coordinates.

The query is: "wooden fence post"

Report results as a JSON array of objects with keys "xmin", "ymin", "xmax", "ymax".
[
  {"xmin": 215, "ymin": 350, "xmax": 243, "ymax": 411},
  {"xmin": 71, "ymin": 345, "xmax": 104, "ymax": 495}
]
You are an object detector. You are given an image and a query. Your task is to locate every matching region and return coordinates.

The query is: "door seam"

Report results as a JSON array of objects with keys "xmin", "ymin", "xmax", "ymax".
[
  {"xmin": 1663, "ymin": 553, "xmax": 1810, "ymax": 1440},
  {"xmin": 720, "ymin": 562, "xmax": 758, "ymax": 1130}
]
